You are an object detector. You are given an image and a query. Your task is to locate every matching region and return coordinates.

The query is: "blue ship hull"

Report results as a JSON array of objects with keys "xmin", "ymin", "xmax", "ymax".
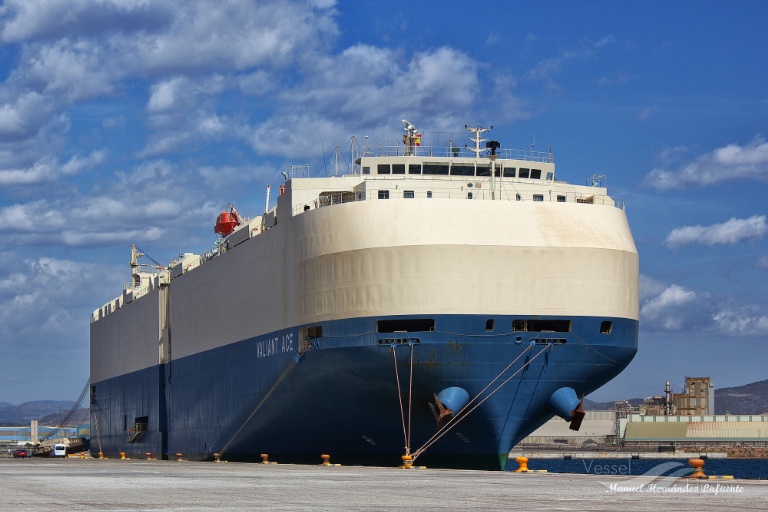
[{"xmin": 90, "ymin": 314, "xmax": 637, "ymax": 469}]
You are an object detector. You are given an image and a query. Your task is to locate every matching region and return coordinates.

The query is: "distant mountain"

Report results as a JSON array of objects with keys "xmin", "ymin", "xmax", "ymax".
[
  {"xmin": 0, "ymin": 400, "xmax": 88, "ymax": 426},
  {"xmin": 584, "ymin": 379, "xmax": 768, "ymax": 415},
  {"xmin": 715, "ymin": 379, "xmax": 768, "ymax": 415}
]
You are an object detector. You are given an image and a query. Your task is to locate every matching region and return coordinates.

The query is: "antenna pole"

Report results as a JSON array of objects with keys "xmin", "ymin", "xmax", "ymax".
[{"xmin": 464, "ymin": 124, "xmax": 493, "ymax": 158}]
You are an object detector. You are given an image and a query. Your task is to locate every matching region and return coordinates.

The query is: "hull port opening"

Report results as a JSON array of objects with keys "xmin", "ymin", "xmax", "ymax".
[
  {"xmin": 512, "ymin": 319, "xmax": 572, "ymax": 332},
  {"xmin": 377, "ymin": 319, "xmax": 435, "ymax": 333},
  {"xmin": 299, "ymin": 325, "xmax": 322, "ymax": 352}
]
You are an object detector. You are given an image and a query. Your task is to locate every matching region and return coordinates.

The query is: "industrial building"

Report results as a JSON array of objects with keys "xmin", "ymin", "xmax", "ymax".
[
  {"xmin": 640, "ymin": 376, "xmax": 715, "ymax": 416},
  {"xmin": 517, "ymin": 376, "xmax": 768, "ymax": 453}
]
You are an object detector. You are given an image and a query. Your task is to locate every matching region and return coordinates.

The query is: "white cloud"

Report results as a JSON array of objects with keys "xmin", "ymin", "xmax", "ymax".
[
  {"xmin": 0, "ymin": 159, "xmax": 255, "ymax": 248},
  {"xmin": 664, "ymin": 215, "xmax": 767, "ymax": 248},
  {"xmin": 643, "ymin": 136, "xmax": 768, "ymax": 190},
  {"xmin": 247, "ymin": 46, "xmax": 481, "ymax": 158},
  {"xmin": 0, "ymin": 150, "xmax": 106, "ymax": 186},
  {"xmin": 712, "ymin": 308, "xmax": 768, "ymax": 336},
  {"xmin": 524, "ymin": 36, "xmax": 615, "ymax": 87},
  {"xmin": 60, "ymin": 150, "xmax": 108, "ymax": 175},
  {"xmin": 641, "ymin": 284, "xmax": 699, "ymax": 330},
  {"xmin": 23, "ymin": 39, "xmax": 116, "ymax": 101},
  {"xmin": 641, "ymin": 278, "xmax": 768, "ymax": 335},
  {"xmin": 147, "ymin": 77, "xmax": 187, "ymax": 113},
  {"xmin": 0, "ymin": 255, "xmax": 124, "ymax": 349},
  {"xmin": 639, "ymin": 274, "xmax": 667, "ymax": 301},
  {"xmin": 0, "ymin": 91, "xmax": 52, "ymax": 140},
  {"xmin": 758, "ymin": 256, "xmax": 768, "ymax": 269},
  {"xmin": 0, "ymin": 0, "xmax": 340, "ymax": 154},
  {"xmin": 0, "ymin": 0, "xmax": 173, "ymax": 43}
]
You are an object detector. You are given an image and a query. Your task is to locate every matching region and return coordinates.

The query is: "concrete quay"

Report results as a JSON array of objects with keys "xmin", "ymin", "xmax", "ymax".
[
  {"xmin": 1, "ymin": 457, "xmax": 766, "ymax": 511},
  {"xmin": 512, "ymin": 451, "xmax": 729, "ymax": 459}
]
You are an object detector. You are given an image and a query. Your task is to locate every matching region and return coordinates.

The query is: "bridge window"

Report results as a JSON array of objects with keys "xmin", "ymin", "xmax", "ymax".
[
  {"xmin": 530, "ymin": 169, "xmax": 542, "ymax": 179},
  {"xmin": 477, "ymin": 166, "xmax": 491, "ymax": 177},
  {"xmin": 409, "ymin": 164, "xmax": 422, "ymax": 174},
  {"xmin": 519, "ymin": 168, "xmax": 530, "ymax": 178},
  {"xmin": 392, "ymin": 164, "xmax": 405, "ymax": 174},
  {"xmin": 377, "ymin": 164, "xmax": 390, "ymax": 174},
  {"xmin": 403, "ymin": 190, "xmax": 414, "ymax": 198},
  {"xmin": 503, "ymin": 167, "xmax": 516, "ymax": 177},
  {"xmin": 423, "ymin": 163, "xmax": 449, "ymax": 175},
  {"xmin": 378, "ymin": 190, "xmax": 390, "ymax": 199},
  {"xmin": 452, "ymin": 164, "xmax": 474, "ymax": 176},
  {"xmin": 362, "ymin": 166, "xmax": 370, "ymax": 175}
]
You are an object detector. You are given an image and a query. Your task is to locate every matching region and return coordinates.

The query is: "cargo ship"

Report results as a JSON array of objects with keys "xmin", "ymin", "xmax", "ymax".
[{"xmin": 90, "ymin": 121, "xmax": 639, "ymax": 469}]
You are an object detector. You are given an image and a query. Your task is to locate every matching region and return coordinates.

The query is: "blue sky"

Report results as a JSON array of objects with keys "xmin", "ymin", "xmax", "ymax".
[{"xmin": 0, "ymin": 1, "xmax": 766, "ymax": 405}]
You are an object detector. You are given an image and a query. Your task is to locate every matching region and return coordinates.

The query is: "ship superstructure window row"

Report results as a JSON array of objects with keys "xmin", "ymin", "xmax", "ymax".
[{"xmin": 375, "ymin": 161, "xmax": 548, "ymax": 180}]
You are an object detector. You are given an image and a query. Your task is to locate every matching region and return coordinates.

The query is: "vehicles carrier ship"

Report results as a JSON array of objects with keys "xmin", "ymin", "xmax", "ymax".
[{"xmin": 90, "ymin": 121, "xmax": 639, "ymax": 469}]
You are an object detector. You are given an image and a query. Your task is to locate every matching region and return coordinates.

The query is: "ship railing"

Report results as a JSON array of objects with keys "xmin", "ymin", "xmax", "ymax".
[
  {"xmin": 294, "ymin": 186, "xmax": 624, "ymax": 214},
  {"xmin": 358, "ymin": 145, "xmax": 553, "ymax": 162},
  {"xmin": 122, "ymin": 282, "xmax": 151, "ymax": 301}
]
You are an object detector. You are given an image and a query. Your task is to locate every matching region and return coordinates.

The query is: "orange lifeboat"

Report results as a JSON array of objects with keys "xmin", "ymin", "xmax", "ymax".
[{"xmin": 214, "ymin": 211, "xmax": 240, "ymax": 237}]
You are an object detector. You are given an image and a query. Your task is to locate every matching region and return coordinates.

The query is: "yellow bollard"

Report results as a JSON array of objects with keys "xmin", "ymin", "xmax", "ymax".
[
  {"xmin": 398, "ymin": 455, "xmax": 414, "ymax": 469},
  {"xmin": 98, "ymin": 451, "xmax": 104, "ymax": 459},
  {"xmin": 687, "ymin": 458, "xmax": 706, "ymax": 478},
  {"xmin": 260, "ymin": 453, "xmax": 270, "ymax": 464},
  {"xmin": 514, "ymin": 456, "xmax": 529, "ymax": 472},
  {"xmin": 146, "ymin": 452, "xmax": 152, "ymax": 460},
  {"xmin": 80, "ymin": 452, "xmax": 85, "ymax": 459},
  {"xmin": 176, "ymin": 452, "xmax": 183, "ymax": 461},
  {"xmin": 120, "ymin": 452, "xmax": 126, "ymax": 460},
  {"xmin": 213, "ymin": 453, "xmax": 221, "ymax": 463},
  {"xmin": 320, "ymin": 454, "xmax": 331, "ymax": 466}
]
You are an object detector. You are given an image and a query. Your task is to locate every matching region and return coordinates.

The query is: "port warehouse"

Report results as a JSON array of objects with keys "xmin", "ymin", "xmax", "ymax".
[{"xmin": 518, "ymin": 412, "xmax": 768, "ymax": 450}]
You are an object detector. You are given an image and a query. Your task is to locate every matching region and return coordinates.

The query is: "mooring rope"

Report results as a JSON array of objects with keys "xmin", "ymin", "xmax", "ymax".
[
  {"xmin": 413, "ymin": 343, "xmax": 534, "ymax": 457},
  {"xmin": 412, "ymin": 343, "xmax": 552, "ymax": 461},
  {"xmin": 218, "ymin": 360, "xmax": 296, "ymax": 458},
  {"xmin": 93, "ymin": 408, "xmax": 103, "ymax": 455},
  {"xmin": 407, "ymin": 342, "xmax": 414, "ymax": 455},
  {"xmin": 569, "ymin": 330, "xmax": 623, "ymax": 365},
  {"xmin": 391, "ymin": 345, "xmax": 411, "ymax": 455}
]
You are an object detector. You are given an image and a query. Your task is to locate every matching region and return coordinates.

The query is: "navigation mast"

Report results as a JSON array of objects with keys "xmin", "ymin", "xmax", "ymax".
[{"xmin": 465, "ymin": 124, "xmax": 500, "ymax": 199}]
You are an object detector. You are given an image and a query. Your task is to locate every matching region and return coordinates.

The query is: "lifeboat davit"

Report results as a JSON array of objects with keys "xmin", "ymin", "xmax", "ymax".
[{"xmin": 214, "ymin": 211, "xmax": 240, "ymax": 237}]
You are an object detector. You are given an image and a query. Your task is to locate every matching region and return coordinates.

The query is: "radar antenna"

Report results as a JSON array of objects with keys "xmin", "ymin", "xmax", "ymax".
[{"xmin": 402, "ymin": 119, "xmax": 421, "ymax": 156}]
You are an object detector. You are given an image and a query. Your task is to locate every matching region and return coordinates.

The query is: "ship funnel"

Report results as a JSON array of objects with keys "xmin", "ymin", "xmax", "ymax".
[
  {"xmin": 429, "ymin": 387, "xmax": 470, "ymax": 428},
  {"xmin": 548, "ymin": 387, "xmax": 585, "ymax": 431}
]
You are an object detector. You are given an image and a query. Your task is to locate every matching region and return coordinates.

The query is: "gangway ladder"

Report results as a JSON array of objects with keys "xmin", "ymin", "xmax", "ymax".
[{"xmin": 127, "ymin": 420, "xmax": 148, "ymax": 443}]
